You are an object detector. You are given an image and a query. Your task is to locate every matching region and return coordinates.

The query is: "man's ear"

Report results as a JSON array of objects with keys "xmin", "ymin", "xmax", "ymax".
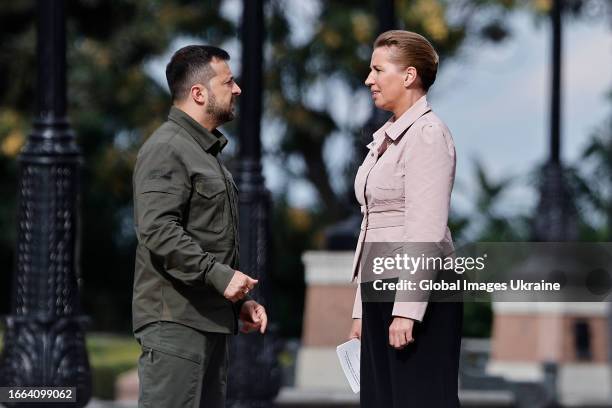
[
  {"xmin": 190, "ymin": 84, "xmax": 208, "ymax": 105},
  {"xmin": 404, "ymin": 67, "xmax": 418, "ymax": 88}
]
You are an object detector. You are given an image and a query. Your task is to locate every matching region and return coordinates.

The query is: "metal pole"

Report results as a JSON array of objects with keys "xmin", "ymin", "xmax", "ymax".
[
  {"xmin": 0, "ymin": 1, "xmax": 91, "ymax": 406},
  {"xmin": 363, "ymin": 0, "xmax": 396, "ymax": 144},
  {"xmin": 238, "ymin": 0, "xmax": 263, "ymax": 165},
  {"xmin": 227, "ymin": 0, "xmax": 281, "ymax": 406},
  {"xmin": 377, "ymin": 0, "xmax": 396, "ymax": 34},
  {"xmin": 325, "ymin": 0, "xmax": 397, "ymax": 249},
  {"xmin": 533, "ymin": 0, "xmax": 577, "ymax": 243},
  {"xmin": 550, "ymin": 0, "xmax": 562, "ymax": 165}
]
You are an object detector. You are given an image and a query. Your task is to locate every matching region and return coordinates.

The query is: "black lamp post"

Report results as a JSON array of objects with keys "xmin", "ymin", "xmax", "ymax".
[
  {"xmin": 227, "ymin": 0, "xmax": 281, "ymax": 407},
  {"xmin": 362, "ymin": 0, "xmax": 397, "ymax": 143},
  {"xmin": 364, "ymin": 0, "xmax": 396, "ymax": 145},
  {"xmin": 533, "ymin": 0, "xmax": 578, "ymax": 242},
  {"xmin": 0, "ymin": 1, "xmax": 92, "ymax": 406},
  {"xmin": 325, "ymin": 0, "xmax": 396, "ymax": 249}
]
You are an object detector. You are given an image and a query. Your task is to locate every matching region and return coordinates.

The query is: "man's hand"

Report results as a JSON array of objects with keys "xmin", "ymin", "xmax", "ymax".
[
  {"xmin": 389, "ymin": 316, "xmax": 415, "ymax": 349},
  {"xmin": 348, "ymin": 319, "xmax": 362, "ymax": 340},
  {"xmin": 239, "ymin": 300, "xmax": 268, "ymax": 334},
  {"xmin": 224, "ymin": 271, "xmax": 258, "ymax": 302}
]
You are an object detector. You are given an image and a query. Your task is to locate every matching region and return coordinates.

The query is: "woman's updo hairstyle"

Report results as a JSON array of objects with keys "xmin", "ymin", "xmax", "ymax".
[{"xmin": 374, "ymin": 30, "xmax": 439, "ymax": 92}]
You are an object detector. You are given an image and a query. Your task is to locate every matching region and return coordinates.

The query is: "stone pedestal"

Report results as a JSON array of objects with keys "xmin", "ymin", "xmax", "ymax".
[
  {"xmin": 295, "ymin": 251, "xmax": 356, "ymax": 391},
  {"xmin": 488, "ymin": 302, "xmax": 611, "ymax": 403},
  {"xmin": 115, "ymin": 368, "xmax": 138, "ymax": 402}
]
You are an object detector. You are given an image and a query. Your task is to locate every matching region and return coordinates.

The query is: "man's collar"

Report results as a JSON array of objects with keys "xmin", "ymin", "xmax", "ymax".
[
  {"xmin": 168, "ymin": 106, "xmax": 228, "ymax": 156},
  {"xmin": 371, "ymin": 95, "xmax": 431, "ymax": 143}
]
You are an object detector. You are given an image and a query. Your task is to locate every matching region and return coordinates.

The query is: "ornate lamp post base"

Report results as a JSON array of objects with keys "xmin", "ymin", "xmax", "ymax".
[
  {"xmin": 1, "ymin": 317, "xmax": 91, "ymax": 408},
  {"xmin": 0, "ymin": 1, "xmax": 91, "ymax": 405}
]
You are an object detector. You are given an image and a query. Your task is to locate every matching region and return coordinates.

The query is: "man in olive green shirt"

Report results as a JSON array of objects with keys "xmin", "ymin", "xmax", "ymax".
[{"xmin": 132, "ymin": 45, "xmax": 267, "ymax": 408}]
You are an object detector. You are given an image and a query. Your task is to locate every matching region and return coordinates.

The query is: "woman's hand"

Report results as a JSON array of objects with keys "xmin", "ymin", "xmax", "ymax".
[
  {"xmin": 349, "ymin": 319, "xmax": 362, "ymax": 340},
  {"xmin": 389, "ymin": 317, "xmax": 415, "ymax": 349}
]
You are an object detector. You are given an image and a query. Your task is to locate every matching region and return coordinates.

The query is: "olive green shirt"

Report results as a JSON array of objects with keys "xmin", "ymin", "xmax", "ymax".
[{"xmin": 132, "ymin": 106, "xmax": 244, "ymax": 334}]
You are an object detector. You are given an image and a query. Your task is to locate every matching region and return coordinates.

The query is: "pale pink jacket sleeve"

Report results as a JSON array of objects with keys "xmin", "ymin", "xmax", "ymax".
[
  {"xmin": 352, "ymin": 283, "xmax": 362, "ymax": 319},
  {"xmin": 391, "ymin": 122, "xmax": 455, "ymax": 321}
]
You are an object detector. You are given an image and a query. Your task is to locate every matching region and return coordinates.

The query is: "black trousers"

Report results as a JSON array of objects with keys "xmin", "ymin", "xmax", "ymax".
[{"xmin": 361, "ymin": 301, "xmax": 463, "ymax": 408}]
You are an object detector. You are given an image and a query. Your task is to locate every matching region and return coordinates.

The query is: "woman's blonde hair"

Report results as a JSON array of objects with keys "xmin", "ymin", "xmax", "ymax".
[{"xmin": 374, "ymin": 30, "xmax": 439, "ymax": 92}]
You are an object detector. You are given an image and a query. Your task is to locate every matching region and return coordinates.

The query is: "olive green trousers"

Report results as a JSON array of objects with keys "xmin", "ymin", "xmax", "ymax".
[{"xmin": 135, "ymin": 321, "xmax": 229, "ymax": 408}]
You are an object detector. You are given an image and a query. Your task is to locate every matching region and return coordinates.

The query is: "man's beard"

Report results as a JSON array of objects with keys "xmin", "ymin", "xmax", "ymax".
[{"xmin": 206, "ymin": 94, "xmax": 235, "ymax": 124}]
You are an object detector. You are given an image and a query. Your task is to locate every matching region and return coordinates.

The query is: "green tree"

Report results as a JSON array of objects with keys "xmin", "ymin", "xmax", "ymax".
[
  {"xmin": 0, "ymin": 0, "xmax": 608, "ymax": 335},
  {"xmin": 457, "ymin": 159, "xmax": 528, "ymax": 337},
  {"xmin": 572, "ymin": 115, "xmax": 612, "ymax": 240},
  {"xmin": 264, "ymin": 0, "xmax": 527, "ymax": 220}
]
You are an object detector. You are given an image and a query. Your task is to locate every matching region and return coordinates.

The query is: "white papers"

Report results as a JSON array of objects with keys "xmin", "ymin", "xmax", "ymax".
[{"xmin": 336, "ymin": 338, "xmax": 360, "ymax": 393}]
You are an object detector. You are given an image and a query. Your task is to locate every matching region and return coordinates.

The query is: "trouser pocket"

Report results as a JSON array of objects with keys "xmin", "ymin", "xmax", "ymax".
[{"xmin": 136, "ymin": 322, "xmax": 203, "ymax": 408}]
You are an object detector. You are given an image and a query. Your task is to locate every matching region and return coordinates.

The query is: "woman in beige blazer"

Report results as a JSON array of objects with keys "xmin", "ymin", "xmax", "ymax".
[{"xmin": 348, "ymin": 30, "xmax": 462, "ymax": 407}]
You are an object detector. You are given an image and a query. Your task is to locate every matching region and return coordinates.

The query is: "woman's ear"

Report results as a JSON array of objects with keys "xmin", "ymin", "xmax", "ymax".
[
  {"xmin": 190, "ymin": 84, "xmax": 208, "ymax": 105},
  {"xmin": 404, "ymin": 67, "xmax": 418, "ymax": 88}
]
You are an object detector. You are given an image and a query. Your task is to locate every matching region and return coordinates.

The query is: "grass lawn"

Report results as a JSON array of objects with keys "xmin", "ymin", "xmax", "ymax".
[{"xmin": 87, "ymin": 333, "xmax": 141, "ymax": 399}]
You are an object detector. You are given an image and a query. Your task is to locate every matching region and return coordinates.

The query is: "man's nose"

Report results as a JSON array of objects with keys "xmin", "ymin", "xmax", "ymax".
[{"xmin": 233, "ymin": 83, "xmax": 242, "ymax": 95}]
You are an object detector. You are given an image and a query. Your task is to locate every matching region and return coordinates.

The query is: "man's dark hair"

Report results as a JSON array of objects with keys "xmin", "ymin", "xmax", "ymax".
[{"xmin": 165, "ymin": 45, "xmax": 230, "ymax": 101}]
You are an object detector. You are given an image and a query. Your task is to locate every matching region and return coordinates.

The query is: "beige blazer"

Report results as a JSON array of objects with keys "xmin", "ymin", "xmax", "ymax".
[{"xmin": 351, "ymin": 95, "xmax": 456, "ymax": 321}]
